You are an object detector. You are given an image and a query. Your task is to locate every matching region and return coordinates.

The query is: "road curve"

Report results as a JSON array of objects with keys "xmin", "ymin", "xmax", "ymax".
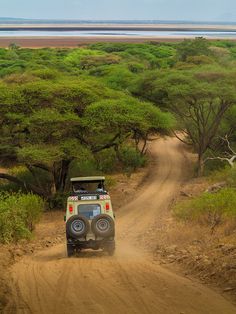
[{"xmin": 5, "ymin": 137, "xmax": 236, "ymax": 314}]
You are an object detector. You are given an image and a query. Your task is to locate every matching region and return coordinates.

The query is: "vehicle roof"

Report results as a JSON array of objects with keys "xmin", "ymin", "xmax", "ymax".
[{"xmin": 70, "ymin": 176, "xmax": 105, "ymax": 182}]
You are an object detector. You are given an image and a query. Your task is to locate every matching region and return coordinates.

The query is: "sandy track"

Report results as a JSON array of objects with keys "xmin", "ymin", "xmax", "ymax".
[{"xmin": 5, "ymin": 138, "xmax": 236, "ymax": 314}]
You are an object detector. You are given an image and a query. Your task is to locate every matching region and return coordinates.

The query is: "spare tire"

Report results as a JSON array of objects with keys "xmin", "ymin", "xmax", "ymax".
[
  {"xmin": 66, "ymin": 215, "xmax": 89, "ymax": 239},
  {"xmin": 91, "ymin": 214, "xmax": 115, "ymax": 238}
]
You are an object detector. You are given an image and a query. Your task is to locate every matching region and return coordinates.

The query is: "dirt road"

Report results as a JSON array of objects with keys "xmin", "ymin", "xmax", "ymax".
[{"xmin": 5, "ymin": 138, "xmax": 236, "ymax": 314}]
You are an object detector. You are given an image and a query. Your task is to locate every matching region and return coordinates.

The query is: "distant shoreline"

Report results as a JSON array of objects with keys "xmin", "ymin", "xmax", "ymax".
[
  {"xmin": 0, "ymin": 23, "xmax": 235, "ymax": 48},
  {"xmin": 0, "ymin": 36, "xmax": 235, "ymax": 48},
  {"xmin": 1, "ymin": 23, "xmax": 236, "ymax": 32}
]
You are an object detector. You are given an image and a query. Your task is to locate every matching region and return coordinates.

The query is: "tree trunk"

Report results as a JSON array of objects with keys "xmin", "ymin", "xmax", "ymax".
[
  {"xmin": 197, "ymin": 153, "xmax": 204, "ymax": 176},
  {"xmin": 53, "ymin": 160, "xmax": 71, "ymax": 193},
  {"xmin": 141, "ymin": 136, "xmax": 148, "ymax": 155}
]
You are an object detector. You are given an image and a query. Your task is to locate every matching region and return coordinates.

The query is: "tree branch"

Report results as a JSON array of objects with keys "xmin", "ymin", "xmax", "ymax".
[
  {"xmin": 0, "ymin": 173, "xmax": 46, "ymax": 196},
  {"xmin": 92, "ymin": 133, "xmax": 121, "ymax": 153},
  {"xmin": 221, "ymin": 135, "xmax": 236, "ymax": 155},
  {"xmin": 0, "ymin": 173, "xmax": 28, "ymax": 188},
  {"xmin": 31, "ymin": 163, "xmax": 51, "ymax": 172},
  {"xmin": 173, "ymin": 131, "xmax": 192, "ymax": 145},
  {"xmin": 204, "ymin": 155, "xmax": 236, "ymax": 168}
]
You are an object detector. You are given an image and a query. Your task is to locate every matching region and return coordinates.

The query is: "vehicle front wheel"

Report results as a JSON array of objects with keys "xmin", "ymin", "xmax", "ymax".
[{"xmin": 67, "ymin": 244, "xmax": 74, "ymax": 257}]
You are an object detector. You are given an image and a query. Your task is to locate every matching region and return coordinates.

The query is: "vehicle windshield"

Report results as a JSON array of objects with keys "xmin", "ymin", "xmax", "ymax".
[{"xmin": 72, "ymin": 181, "xmax": 106, "ymax": 193}]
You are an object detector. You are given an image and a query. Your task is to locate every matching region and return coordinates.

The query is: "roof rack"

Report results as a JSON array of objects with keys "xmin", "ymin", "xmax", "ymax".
[{"xmin": 70, "ymin": 176, "xmax": 105, "ymax": 182}]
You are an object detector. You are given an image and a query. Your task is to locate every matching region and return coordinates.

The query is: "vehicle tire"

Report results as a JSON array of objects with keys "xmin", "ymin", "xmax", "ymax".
[
  {"xmin": 91, "ymin": 214, "xmax": 115, "ymax": 238},
  {"xmin": 66, "ymin": 215, "xmax": 89, "ymax": 239},
  {"xmin": 105, "ymin": 241, "xmax": 115, "ymax": 256},
  {"xmin": 107, "ymin": 247, "xmax": 115, "ymax": 256},
  {"xmin": 67, "ymin": 244, "xmax": 74, "ymax": 257}
]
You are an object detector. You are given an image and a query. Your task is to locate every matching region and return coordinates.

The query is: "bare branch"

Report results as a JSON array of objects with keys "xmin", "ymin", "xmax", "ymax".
[
  {"xmin": 173, "ymin": 131, "xmax": 192, "ymax": 145},
  {"xmin": 222, "ymin": 135, "xmax": 236, "ymax": 155},
  {"xmin": 204, "ymin": 147, "xmax": 236, "ymax": 168}
]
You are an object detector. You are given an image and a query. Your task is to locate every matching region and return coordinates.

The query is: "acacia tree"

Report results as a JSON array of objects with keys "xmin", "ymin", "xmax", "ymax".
[
  {"xmin": 176, "ymin": 37, "xmax": 211, "ymax": 62},
  {"xmin": 168, "ymin": 71, "xmax": 236, "ymax": 174},
  {"xmin": 0, "ymin": 78, "xmax": 173, "ymax": 199},
  {"xmin": 132, "ymin": 68, "xmax": 236, "ymax": 175},
  {"xmin": 0, "ymin": 79, "xmax": 97, "ymax": 197},
  {"xmin": 84, "ymin": 98, "xmax": 174, "ymax": 155},
  {"xmin": 205, "ymin": 106, "xmax": 236, "ymax": 167}
]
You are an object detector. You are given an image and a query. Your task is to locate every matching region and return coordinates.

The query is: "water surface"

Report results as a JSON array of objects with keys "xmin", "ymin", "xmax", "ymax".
[{"xmin": 1, "ymin": 29, "xmax": 236, "ymax": 39}]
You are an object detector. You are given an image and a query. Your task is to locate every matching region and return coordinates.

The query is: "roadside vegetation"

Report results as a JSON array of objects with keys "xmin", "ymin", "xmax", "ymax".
[
  {"xmin": 1, "ymin": 38, "xmax": 236, "ymax": 241},
  {"xmin": 174, "ymin": 188, "xmax": 236, "ymax": 230},
  {"xmin": 174, "ymin": 165, "xmax": 236, "ymax": 230},
  {"xmin": 0, "ymin": 192, "xmax": 44, "ymax": 243}
]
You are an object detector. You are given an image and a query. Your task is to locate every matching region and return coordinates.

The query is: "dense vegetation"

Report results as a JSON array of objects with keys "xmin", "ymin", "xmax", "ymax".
[
  {"xmin": 174, "ymin": 188, "xmax": 236, "ymax": 230},
  {"xmin": 174, "ymin": 165, "xmax": 236, "ymax": 230},
  {"xmin": 0, "ymin": 192, "xmax": 43, "ymax": 243},
  {"xmin": 0, "ymin": 38, "xmax": 236, "ymax": 240},
  {"xmin": 0, "ymin": 44, "xmax": 175, "ymax": 205}
]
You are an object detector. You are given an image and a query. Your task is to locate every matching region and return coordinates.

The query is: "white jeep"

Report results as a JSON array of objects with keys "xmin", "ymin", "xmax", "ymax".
[{"xmin": 65, "ymin": 176, "xmax": 115, "ymax": 257}]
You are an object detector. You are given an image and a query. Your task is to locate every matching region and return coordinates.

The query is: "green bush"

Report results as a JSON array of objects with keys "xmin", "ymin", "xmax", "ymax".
[
  {"xmin": 79, "ymin": 54, "xmax": 121, "ymax": 69},
  {"xmin": 120, "ymin": 146, "xmax": 147, "ymax": 171},
  {"xmin": 174, "ymin": 188, "xmax": 236, "ymax": 227},
  {"xmin": 100, "ymin": 64, "xmax": 135, "ymax": 90},
  {"xmin": 48, "ymin": 192, "xmax": 68, "ymax": 210},
  {"xmin": 104, "ymin": 176, "xmax": 117, "ymax": 190},
  {"xmin": 176, "ymin": 38, "xmax": 211, "ymax": 62},
  {"xmin": 127, "ymin": 62, "xmax": 146, "ymax": 73},
  {"xmin": 95, "ymin": 148, "xmax": 117, "ymax": 173},
  {"xmin": 31, "ymin": 68, "xmax": 59, "ymax": 80},
  {"xmin": 209, "ymin": 167, "xmax": 236, "ymax": 187},
  {"xmin": 0, "ymin": 192, "xmax": 44, "ymax": 243},
  {"xmin": 65, "ymin": 49, "xmax": 105, "ymax": 67}
]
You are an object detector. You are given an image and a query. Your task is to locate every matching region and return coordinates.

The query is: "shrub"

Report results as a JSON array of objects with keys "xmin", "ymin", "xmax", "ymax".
[
  {"xmin": 173, "ymin": 188, "xmax": 236, "ymax": 229},
  {"xmin": 95, "ymin": 148, "xmax": 117, "ymax": 173},
  {"xmin": 0, "ymin": 192, "xmax": 44, "ymax": 243},
  {"xmin": 120, "ymin": 146, "xmax": 146, "ymax": 172},
  {"xmin": 4, "ymin": 73, "xmax": 38, "ymax": 84},
  {"xmin": 48, "ymin": 192, "xmax": 68, "ymax": 210},
  {"xmin": 31, "ymin": 68, "xmax": 59, "ymax": 80},
  {"xmin": 176, "ymin": 38, "xmax": 211, "ymax": 62},
  {"xmin": 79, "ymin": 54, "xmax": 121, "ymax": 69},
  {"xmin": 65, "ymin": 49, "xmax": 105, "ymax": 67},
  {"xmin": 104, "ymin": 176, "xmax": 117, "ymax": 190},
  {"xmin": 100, "ymin": 64, "xmax": 135, "ymax": 89},
  {"xmin": 127, "ymin": 62, "xmax": 146, "ymax": 73},
  {"xmin": 186, "ymin": 55, "xmax": 214, "ymax": 65},
  {"xmin": 209, "ymin": 167, "xmax": 236, "ymax": 187}
]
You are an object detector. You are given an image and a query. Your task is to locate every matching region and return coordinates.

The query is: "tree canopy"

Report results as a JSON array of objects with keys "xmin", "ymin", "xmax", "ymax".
[
  {"xmin": 0, "ymin": 75, "xmax": 173, "ymax": 199},
  {"xmin": 1, "ymin": 38, "xmax": 236, "ymax": 204}
]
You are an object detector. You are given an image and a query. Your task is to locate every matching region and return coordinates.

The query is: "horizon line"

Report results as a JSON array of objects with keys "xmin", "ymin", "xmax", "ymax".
[{"xmin": 0, "ymin": 17, "xmax": 236, "ymax": 24}]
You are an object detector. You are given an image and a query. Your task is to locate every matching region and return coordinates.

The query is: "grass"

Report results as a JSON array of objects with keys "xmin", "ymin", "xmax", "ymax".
[
  {"xmin": 173, "ymin": 188, "xmax": 236, "ymax": 229},
  {"xmin": 0, "ymin": 192, "xmax": 44, "ymax": 243}
]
